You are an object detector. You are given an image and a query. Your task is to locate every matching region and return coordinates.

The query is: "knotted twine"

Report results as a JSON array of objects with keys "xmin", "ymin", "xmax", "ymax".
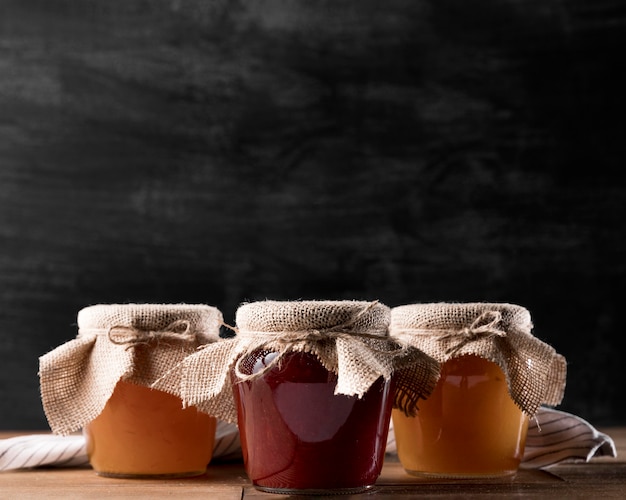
[
  {"xmin": 389, "ymin": 302, "xmax": 567, "ymax": 416},
  {"xmin": 153, "ymin": 300, "xmax": 440, "ymax": 424},
  {"xmin": 39, "ymin": 303, "xmax": 223, "ymax": 436}
]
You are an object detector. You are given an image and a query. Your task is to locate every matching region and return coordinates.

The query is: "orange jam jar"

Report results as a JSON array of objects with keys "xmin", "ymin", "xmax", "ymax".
[
  {"xmin": 392, "ymin": 355, "xmax": 528, "ymax": 477},
  {"xmin": 39, "ymin": 303, "xmax": 224, "ymax": 478},
  {"xmin": 389, "ymin": 303, "xmax": 567, "ymax": 478},
  {"xmin": 84, "ymin": 381, "xmax": 217, "ymax": 478}
]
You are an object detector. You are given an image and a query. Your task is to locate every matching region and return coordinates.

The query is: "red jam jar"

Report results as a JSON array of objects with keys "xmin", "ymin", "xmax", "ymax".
[
  {"xmin": 233, "ymin": 350, "xmax": 394, "ymax": 493},
  {"xmin": 230, "ymin": 300, "xmax": 400, "ymax": 495},
  {"xmin": 389, "ymin": 302, "xmax": 567, "ymax": 478},
  {"xmin": 39, "ymin": 303, "xmax": 224, "ymax": 478}
]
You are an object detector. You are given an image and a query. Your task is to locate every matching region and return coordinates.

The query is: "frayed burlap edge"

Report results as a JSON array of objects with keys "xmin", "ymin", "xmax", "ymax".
[
  {"xmin": 153, "ymin": 300, "xmax": 440, "ymax": 423},
  {"xmin": 38, "ymin": 303, "xmax": 223, "ymax": 435},
  {"xmin": 390, "ymin": 302, "xmax": 567, "ymax": 416}
]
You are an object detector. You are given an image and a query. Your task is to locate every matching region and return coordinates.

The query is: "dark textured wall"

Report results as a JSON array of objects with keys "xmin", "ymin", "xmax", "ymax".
[{"xmin": 1, "ymin": 0, "xmax": 625, "ymax": 429}]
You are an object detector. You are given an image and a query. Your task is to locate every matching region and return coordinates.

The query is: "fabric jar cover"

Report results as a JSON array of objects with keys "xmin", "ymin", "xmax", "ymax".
[
  {"xmin": 153, "ymin": 300, "xmax": 440, "ymax": 423},
  {"xmin": 39, "ymin": 303, "xmax": 224, "ymax": 436},
  {"xmin": 389, "ymin": 302, "xmax": 567, "ymax": 416}
]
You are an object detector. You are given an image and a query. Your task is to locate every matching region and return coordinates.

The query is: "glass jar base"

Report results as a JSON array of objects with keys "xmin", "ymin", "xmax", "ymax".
[
  {"xmin": 254, "ymin": 484, "xmax": 375, "ymax": 496},
  {"xmin": 94, "ymin": 469, "xmax": 206, "ymax": 479},
  {"xmin": 403, "ymin": 469, "xmax": 518, "ymax": 480}
]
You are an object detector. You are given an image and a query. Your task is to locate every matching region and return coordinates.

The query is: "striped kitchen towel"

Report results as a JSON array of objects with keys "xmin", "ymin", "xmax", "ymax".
[
  {"xmin": 0, "ymin": 420, "xmax": 241, "ymax": 472},
  {"xmin": 0, "ymin": 434, "xmax": 88, "ymax": 471},
  {"xmin": 520, "ymin": 407, "xmax": 616, "ymax": 469}
]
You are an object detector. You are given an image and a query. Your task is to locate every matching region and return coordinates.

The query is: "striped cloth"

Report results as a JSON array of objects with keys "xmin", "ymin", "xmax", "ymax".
[
  {"xmin": 0, "ymin": 421, "xmax": 241, "ymax": 472},
  {"xmin": 1, "ymin": 409, "xmax": 615, "ymax": 472},
  {"xmin": 520, "ymin": 407, "xmax": 616, "ymax": 469},
  {"xmin": 384, "ymin": 406, "xmax": 616, "ymax": 469},
  {"xmin": 0, "ymin": 434, "xmax": 88, "ymax": 471}
]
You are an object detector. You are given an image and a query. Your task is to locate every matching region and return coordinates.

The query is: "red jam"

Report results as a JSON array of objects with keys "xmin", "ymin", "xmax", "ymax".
[{"xmin": 231, "ymin": 350, "xmax": 394, "ymax": 494}]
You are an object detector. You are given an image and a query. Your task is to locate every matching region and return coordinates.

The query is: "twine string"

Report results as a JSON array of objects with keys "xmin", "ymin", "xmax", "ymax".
[
  {"xmin": 231, "ymin": 300, "xmax": 400, "ymax": 381},
  {"xmin": 103, "ymin": 319, "xmax": 196, "ymax": 350},
  {"xmin": 440, "ymin": 310, "xmax": 507, "ymax": 355},
  {"xmin": 396, "ymin": 310, "xmax": 507, "ymax": 356}
]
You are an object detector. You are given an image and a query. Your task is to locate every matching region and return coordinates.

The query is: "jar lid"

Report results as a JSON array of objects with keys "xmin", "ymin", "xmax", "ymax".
[
  {"xmin": 39, "ymin": 303, "xmax": 224, "ymax": 435},
  {"xmin": 390, "ymin": 302, "xmax": 567, "ymax": 416},
  {"xmin": 391, "ymin": 302, "xmax": 532, "ymax": 335},
  {"xmin": 235, "ymin": 299, "xmax": 390, "ymax": 336},
  {"xmin": 78, "ymin": 303, "xmax": 223, "ymax": 343}
]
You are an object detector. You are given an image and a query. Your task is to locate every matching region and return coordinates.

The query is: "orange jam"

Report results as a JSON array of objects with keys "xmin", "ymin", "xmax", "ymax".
[
  {"xmin": 392, "ymin": 355, "xmax": 528, "ymax": 478},
  {"xmin": 84, "ymin": 380, "xmax": 217, "ymax": 478}
]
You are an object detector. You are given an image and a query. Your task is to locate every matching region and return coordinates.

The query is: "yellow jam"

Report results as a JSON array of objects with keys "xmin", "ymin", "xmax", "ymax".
[
  {"xmin": 392, "ymin": 355, "xmax": 528, "ymax": 477},
  {"xmin": 84, "ymin": 380, "xmax": 216, "ymax": 478}
]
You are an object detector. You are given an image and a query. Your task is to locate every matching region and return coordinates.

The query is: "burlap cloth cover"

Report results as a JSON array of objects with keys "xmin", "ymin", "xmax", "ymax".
[
  {"xmin": 39, "ymin": 303, "xmax": 223, "ymax": 436},
  {"xmin": 153, "ymin": 300, "xmax": 440, "ymax": 424},
  {"xmin": 390, "ymin": 302, "xmax": 567, "ymax": 416}
]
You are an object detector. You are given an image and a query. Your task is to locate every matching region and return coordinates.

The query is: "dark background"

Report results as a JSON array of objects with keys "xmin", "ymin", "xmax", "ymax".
[{"xmin": 1, "ymin": 0, "xmax": 625, "ymax": 429}]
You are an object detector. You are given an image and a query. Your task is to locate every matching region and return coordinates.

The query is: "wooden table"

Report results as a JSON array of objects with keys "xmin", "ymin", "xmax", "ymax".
[{"xmin": 1, "ymin": 429, "xmax": 624, "ymax": 499}]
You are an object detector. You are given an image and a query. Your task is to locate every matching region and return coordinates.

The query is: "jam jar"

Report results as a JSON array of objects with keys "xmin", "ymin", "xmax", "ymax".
[
  {"xmin": 84, "ymin": 380, "xmax": 217, "ymax": 478},
  {"xmin": 233, "ymin": 349, "xmax": 395, "ymax": 494},
  {"xmin": 39, "ymin": 303, "xmax": 224, "ymax": 478},
  {"xmin": 389, "ymin": 302, "xmax": 567, "ymax": 478},
  {"xmin": 229, "ymin": 300, "xmax": 404, "ymax": 495},
  {"xmin": 392, "ymin": 355, "xmax": 528, "ymax": 477}
]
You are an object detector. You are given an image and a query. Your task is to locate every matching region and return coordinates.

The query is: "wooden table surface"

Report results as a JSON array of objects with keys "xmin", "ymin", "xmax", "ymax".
[{"xmin": 1, "ymin": 428, "xmax": 624, "ymax": 499}]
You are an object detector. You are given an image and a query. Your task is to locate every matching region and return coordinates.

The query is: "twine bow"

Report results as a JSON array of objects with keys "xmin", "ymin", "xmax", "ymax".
[
  {"xmin": 438, "ymin": 310, "xmax": 507, "ymax": 356},
  {"xmin": 231, "ymin": 300, "xmax": 393, "ymax": 380},
  {"xmin": 105, "ymin": 319, "xmax": 195, "ymax": 350}
]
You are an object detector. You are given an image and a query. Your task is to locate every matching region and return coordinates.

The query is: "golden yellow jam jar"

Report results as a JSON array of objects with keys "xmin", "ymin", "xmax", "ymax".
[
  {"xmin": 39, "ymin": 303, "xmax": 223, "ymax": 478},
  {"xmin": 389, "ymin": 302, "xmax": 567, "ymax": 478}
]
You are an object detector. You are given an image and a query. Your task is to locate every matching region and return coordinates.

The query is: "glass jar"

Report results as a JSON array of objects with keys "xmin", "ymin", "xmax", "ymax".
[
  {"xmin": 39, "ymin": 303, "xmax": 225, "ymax": 478},
  {"xmin": 389, "ymin": 302, "xmax": 566, "ymax": 479},
  {"xmin": 84, "ymin": 380, "xmax": 217, "ymax": 478},
  {"xmin": 232, "ymin": 349, "xmax": 395, "ymax": 494},
  {"xmin": 392, "ymin": 355, "xmax": 528, "ymax": 477}
]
